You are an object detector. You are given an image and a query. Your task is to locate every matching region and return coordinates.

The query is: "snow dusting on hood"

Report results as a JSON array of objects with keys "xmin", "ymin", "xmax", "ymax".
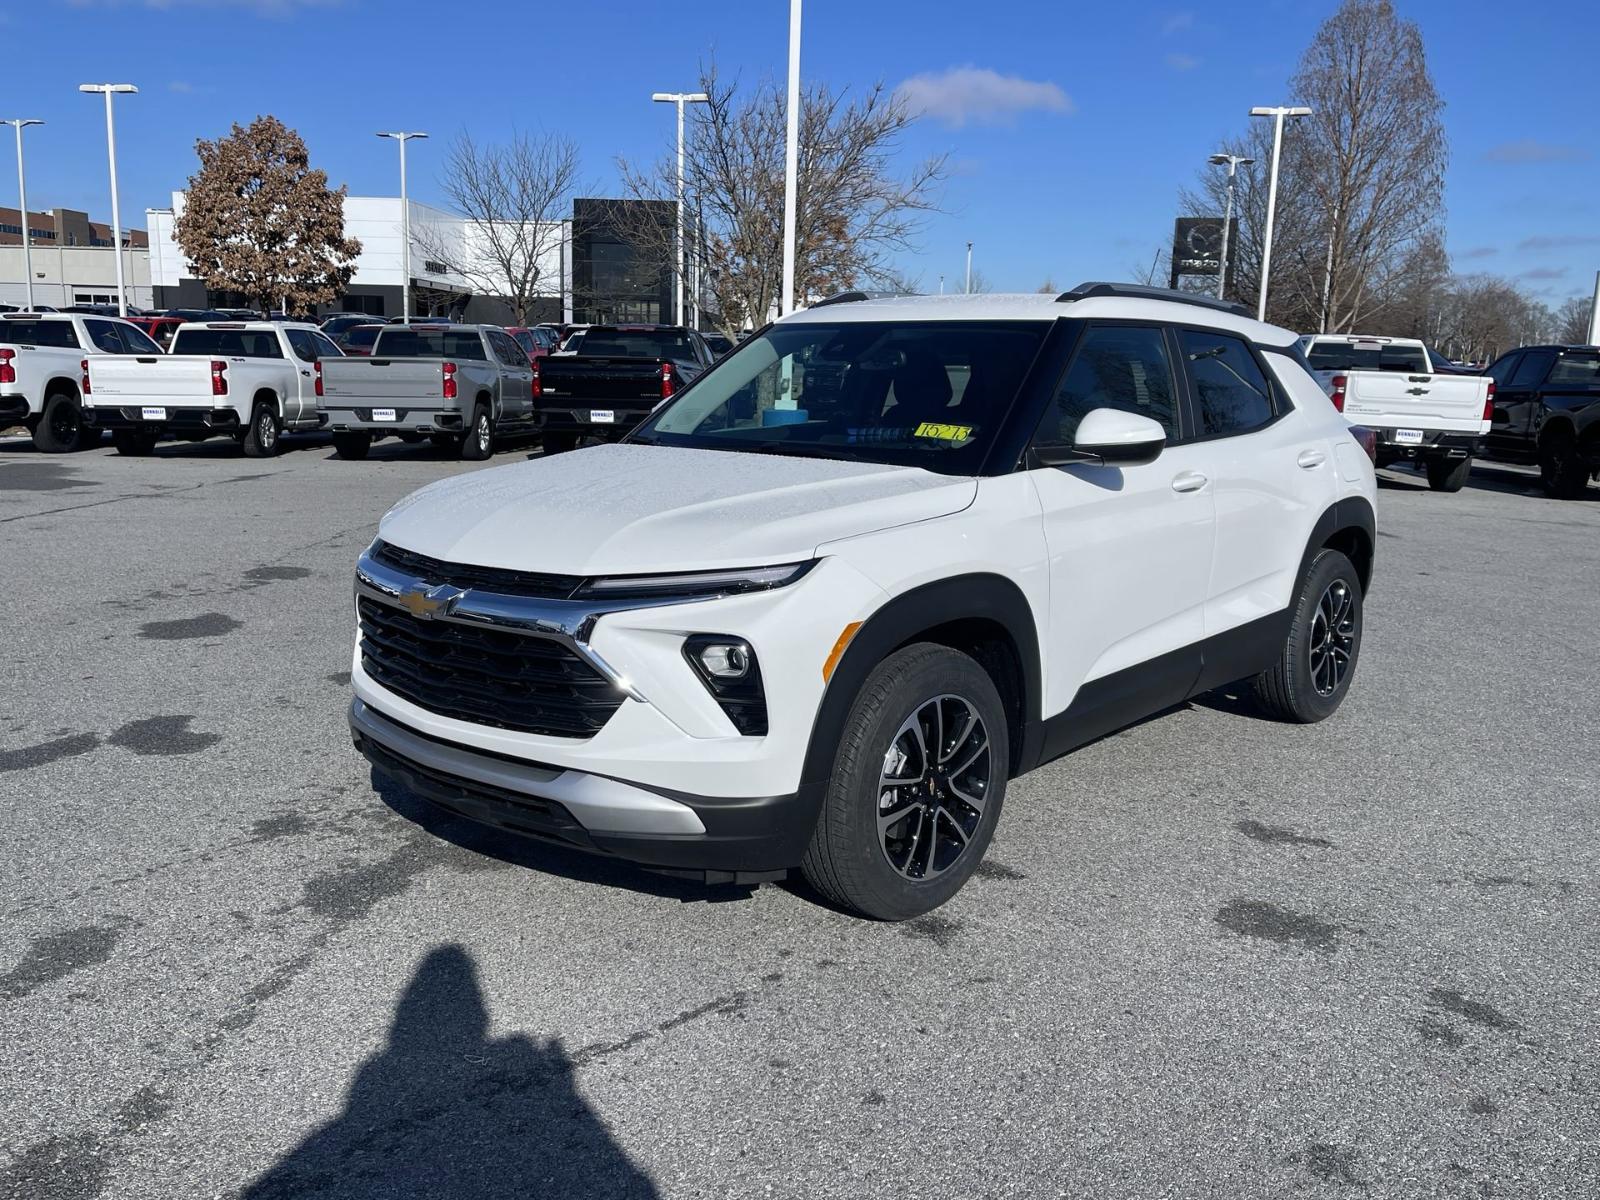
[{"xmin": 377, "ymin": 443, "xmax": 977, "ymax": 575}]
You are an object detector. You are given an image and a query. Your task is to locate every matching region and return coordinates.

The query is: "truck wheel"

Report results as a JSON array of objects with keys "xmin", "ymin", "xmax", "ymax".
[
  {"xmin": 1425, "ymin": 456, "xmax": 1471, "ymax": 493},
  {"xmin": 242, "ymin": 404, "xmax": 282, "ymax": 458},
  {"xmin": 1252, "ymin": 548, "xmax": 1363, "ymax": 724},
  {"xmin": 800, "ymin": 643, "xmax": 1009, "ymax": 921},
  {"xmin": 459, "ymin": 405, "xmax": 494, "ymax": 461},
  {"xmin": 113, "ymin": 429, "xmax": 160, "ymax": 456},
  {"xmin": 541, "ymin": 433, "xmax": 577, "ymax": 456},
  {"xmin": 1539, "ymin": 428, "xmax": 1589, "ymax": 499},
  {"xmin": 31, "ymin": 392, "xmax": 86, "ymax": 453},
  {"xmin": 333, "ymin": 431, "xmax": 373, "ymax": 460}
]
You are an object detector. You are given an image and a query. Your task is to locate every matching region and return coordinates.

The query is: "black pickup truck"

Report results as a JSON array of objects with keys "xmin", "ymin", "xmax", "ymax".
[
  {"xmin": 533, "ymin": 325, "xmax": 714, "ymax": 453},
  {"xmin": 1481, "ymin": 345, "xmax": 1600, "ymax": 497}
]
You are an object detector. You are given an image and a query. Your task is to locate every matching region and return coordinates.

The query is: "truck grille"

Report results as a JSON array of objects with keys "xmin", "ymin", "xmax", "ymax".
[
  {"xmin": 358, "ymin": 596, "xmax": 624, "ymax": 738},
  {"xmin": 372, "ymin": 540, "xmax": 583, "ymax": 600}
]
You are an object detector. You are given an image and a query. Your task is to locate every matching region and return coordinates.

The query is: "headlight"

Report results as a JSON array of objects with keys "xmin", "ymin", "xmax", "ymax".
[{"xmin": 576, "ymin": 560, "xmax": 815, "ymax": 601}]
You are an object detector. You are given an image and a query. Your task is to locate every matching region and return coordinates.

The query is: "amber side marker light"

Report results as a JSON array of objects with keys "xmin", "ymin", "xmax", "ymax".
[{"xmin": 822, "ymin": 621, "xmax": 863, "ymax": 682}]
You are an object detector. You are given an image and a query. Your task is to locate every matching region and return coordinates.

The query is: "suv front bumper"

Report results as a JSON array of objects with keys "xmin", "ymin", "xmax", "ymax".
[{"xmin": 350, "ymin": 697, "xmax": 814, "ymax": 881}]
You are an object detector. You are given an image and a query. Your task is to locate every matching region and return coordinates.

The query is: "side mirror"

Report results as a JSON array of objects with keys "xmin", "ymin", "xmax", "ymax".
[{"xmin": 1035, "ymin": 408, "xmax": 1167, "ymax": 468}]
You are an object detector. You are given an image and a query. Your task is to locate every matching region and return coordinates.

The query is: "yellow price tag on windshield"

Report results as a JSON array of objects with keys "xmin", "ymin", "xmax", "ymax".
[{"xmin": 912, "ymin": 422, "xmax": 973, "ymax": 442}]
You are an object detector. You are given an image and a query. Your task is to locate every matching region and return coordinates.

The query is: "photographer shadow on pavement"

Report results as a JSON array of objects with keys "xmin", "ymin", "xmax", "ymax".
[{"xmin": 243, "ymin": 944, "xmax": 661, "ymax": 1200}]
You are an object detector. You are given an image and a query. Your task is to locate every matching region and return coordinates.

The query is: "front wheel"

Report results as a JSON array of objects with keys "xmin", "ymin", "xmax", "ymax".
[
  {"xmin": 332, "ymin": 431, "xmax": 372, "ymax": 460},
  {"xmin": 459, "ymin": 405, "xmax": 493, "ymax": 461},
  {"xmin": 1425, "ymin": 456, "xmax": 1471, "ymax": 493},
  {"xmin": 1539, "ymin": 429, "xmax": 1589, "ymax": 499},
  {"xmin": 1252, "ymin": 548, "xmax": 1363, "ymax": 723},
  {"xmin": 800, "ymin": 643, "xmax": 1008, "ymax": 921},
  {"xmin": 242, "ymin": 404, "xmax": 282, "ymax": 458}
]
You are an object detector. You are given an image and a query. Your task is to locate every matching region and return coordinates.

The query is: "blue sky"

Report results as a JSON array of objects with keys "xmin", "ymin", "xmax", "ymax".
[{"xmin": 12, "ymin": 0, "xmax": 1599, "ymax": 305}]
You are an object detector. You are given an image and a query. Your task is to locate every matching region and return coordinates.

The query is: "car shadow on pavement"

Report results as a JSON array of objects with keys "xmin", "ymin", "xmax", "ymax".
[
  {"xmin": 372, "ymin": 769, "xmax": 760, "ymax": 906},
  {"xmin": 241, "ymin": 944, "xmax": 661, "ymax": 1199}
]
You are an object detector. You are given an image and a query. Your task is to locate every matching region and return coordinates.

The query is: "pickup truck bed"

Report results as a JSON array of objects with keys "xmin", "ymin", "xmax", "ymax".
[{"xmin": 533, "ymin": 325, "xmax": 711, "ymax": 453}]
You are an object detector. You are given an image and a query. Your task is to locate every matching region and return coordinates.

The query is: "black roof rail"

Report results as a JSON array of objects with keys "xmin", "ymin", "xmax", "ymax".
[
  {"xmin": 1056, "ymin": 281, "xmax": 1254, "ymax": 319},
  {"xmin": 810, "ymin": 289, "xmax": 917, "ymax": 308}
]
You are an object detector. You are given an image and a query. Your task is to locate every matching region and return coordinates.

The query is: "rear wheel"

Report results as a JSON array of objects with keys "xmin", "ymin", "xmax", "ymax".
[
  {"xmin": 1252, "ymin": 549, "xmax": 1363, "ymax": 723},
  {"xmin": 31, "ymin": 392, "xmax": 86, "ymax": 453},
  {"xmin": 1425, "ymin": 456, "xmax": 1471, "ymax": 493},
  {"xmin": 1539, "ymin": 428, "xmax": 1589, "ymax": 498},
  {"xmin": 800, "ymin": 644, "xmax": 1008, "ymax": 921},
  {"xmin": 241, "ymin": 403, "xmax": 282, "ymax": 458},
  {"xmin": 332, "ymin": 431, "xmax": 373, "ymax": 460},
  {"xmin": 113, "ymin": 428, "xmax": 160, "ymax": 456},
  {"xmin": 541, "ymin": 433, "xmax": 577, "ymax": 456},
  {"xmin": 459, "ymin": 404, "xmax": 493, "ymax": 460}
]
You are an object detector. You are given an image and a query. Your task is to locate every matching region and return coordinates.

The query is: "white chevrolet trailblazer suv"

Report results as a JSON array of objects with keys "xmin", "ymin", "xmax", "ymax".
[{"xmin": 348, "ymin": 284, "xmax": 1378, "ymax": 920}]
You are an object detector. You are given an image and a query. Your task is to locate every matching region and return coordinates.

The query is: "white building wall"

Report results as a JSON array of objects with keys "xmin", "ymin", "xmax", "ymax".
[{"xmin": 0, "ymin": 244, "xmax": 152, "ymax": 310}]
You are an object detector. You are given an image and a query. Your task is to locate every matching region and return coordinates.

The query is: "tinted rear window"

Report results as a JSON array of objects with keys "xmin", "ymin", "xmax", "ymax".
[
  {"xmin": 172, "ymin": 328, "xmax": 284, "ymax": 357},
  {"xmin": 1306, "ymin": 340, "xmax": 1428, "ymax": 373},
  {"xmin": 577, "ymin": 329, "xmax": 695, "ymax": 359},
  {"xmin": 374, "ymin": 329, "xmax": 488, "ymax": 360},
  {"xmin": 0, "ymin": 319, "xmax": 80, "ymax": 349},
  {"xmin": 1548, "ymin": 354, "xmax": 1600, "ymax": 387}
]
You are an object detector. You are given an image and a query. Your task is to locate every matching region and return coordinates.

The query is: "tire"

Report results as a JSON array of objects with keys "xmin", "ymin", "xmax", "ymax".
[
  {"xmin": 113, "ymin": 428, "xmax": 160, "ymax": 456},
  {"xmin": 459, "ymin": 404, "xmax": 493, "ymax": 461},
  {"xmin": 1539, "ymin": 428, "xmax": 1589, "ymax": 499},
  {"xmin": 31, "ymin": 392, "xmax": 86, "ymax": 453},
  {"xmin": 800, "ymin": 643, "xmax": 1009, "ymax": 921},
  {"xmin": 541, "ymin": 433, "xmax": 577, "ymax": 456},
  {"xmin": 1425, "ymin": 456, "xmax": 1471, "ymax": 493},
  {"xmin": 241, "ymin": 403, "xmax": 282, "ymax": 458},
  {"xmin": 1252, "ymin": 548, "xmax": 1363, "ymax": 724},
  {"xmin": 333, "ymin": 431, "xmax": 373, "ymax": 460}
]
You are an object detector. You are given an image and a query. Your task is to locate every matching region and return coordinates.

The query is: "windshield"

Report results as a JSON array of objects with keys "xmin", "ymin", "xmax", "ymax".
[
  {"xmin": 373, "ymin": 329, "xmax": 488, "ymax": 360},
  {"xmin": 577, "ymin": 328, "xmax": 695, "ymax": 360},
  {"xmin": 631, "ymin": 320, "xmax": 1048, "ymax": 473},
  {"xmin": 1306, "ymin": 339, "xmax": 1428, "ymax": 373}
]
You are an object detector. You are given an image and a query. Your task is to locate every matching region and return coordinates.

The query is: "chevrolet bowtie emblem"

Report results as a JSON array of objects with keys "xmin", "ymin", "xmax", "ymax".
[{"xmin": 398, "ymin": 583, "xmax": 465, "ymax": 620}]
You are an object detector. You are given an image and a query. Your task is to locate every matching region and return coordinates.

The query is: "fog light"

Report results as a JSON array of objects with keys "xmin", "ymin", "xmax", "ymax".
[{"xmin": 697, "ymin": 640, "xmax": 751, "ymax": 679}]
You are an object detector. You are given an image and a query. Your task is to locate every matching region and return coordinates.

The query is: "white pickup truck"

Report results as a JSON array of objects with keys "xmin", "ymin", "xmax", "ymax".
[
  {"xmin": 1300, "ymin": 334, "xmax": 1491, "ymax": 492},
  {"xmin": 85, "ymin": 321, "xmax": 344, "ymax": 456},
  {"xmin": 0, "ymin": 312, "xmax": 165, "ymax": 451}
]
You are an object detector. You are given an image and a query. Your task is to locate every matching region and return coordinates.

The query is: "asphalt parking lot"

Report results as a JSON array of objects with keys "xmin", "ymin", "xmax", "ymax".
[{"xmin": 2, "ymin": 433, "xmax": 1597, "ymax": 1199}]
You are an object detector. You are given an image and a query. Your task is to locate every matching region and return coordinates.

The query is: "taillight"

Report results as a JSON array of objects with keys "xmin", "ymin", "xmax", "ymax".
[
  {"xmin": 81, "ymin": 358, "xmax": 91, "ymax": 395},
  {"xmin": 442, "ymin": 361, "xmax": 458, "ymax": 400},
  {"xmin": 1328, "ymin": 374, "xmax": 1347, "ymax": 413},
  {"xmin": 1483, "ymin": 379, "xmax": 1495, "ymax": 423},
  {"xmin": 660, "ymin": 361, "xmax": 675, "ymax": 400},
  {"xmin": 530, "ymin": 360, "xmax": 542, "ymax": 400},
  {"xmin": 210, "ymin": 360, "xmax": 227, "ymax": 396},
  {"xmin": 313, "ymin": 360, "xmax": 324, "ymax": 398},
  {"xmin": 0, "ymin": 348, "xmax": 14, "ymax": 385},
  {"xmin": 1349, "ymin": 425, "xmax": 1377, "ymax": 464}
]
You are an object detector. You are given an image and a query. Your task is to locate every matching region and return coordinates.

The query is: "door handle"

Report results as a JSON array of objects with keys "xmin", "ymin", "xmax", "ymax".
[
  {"xmin": 1171, "ymin": 470, "xmax": 1208, "ymax": 493},
  {"xmin": 1297, "ymin": 449, "xmax": 1327, "ymax": 468}
]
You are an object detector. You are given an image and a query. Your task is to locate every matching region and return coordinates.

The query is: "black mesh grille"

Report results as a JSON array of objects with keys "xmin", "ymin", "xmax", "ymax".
[
  {"xmin": 358, "ymin": 596, "xmax": 623, "ymax": 738},
  {"xmin": 372, "ymin": 540, "xmax": 583, "ymax": 600}
]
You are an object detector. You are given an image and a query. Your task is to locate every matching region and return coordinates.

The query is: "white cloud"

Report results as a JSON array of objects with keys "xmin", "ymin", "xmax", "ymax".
[
  {"xmin": 1161, "ymin": 11, "xmax": 1195, "ymax": 35},
  {"xmin": 1484, "ymin": 140, "xmax": 1590, "ymax": 164},
  {"xmin": 1165, "ymin": 53, "xmax": 1200, "ymax": 71},
  {"xmin": 168, "ymin": 80, "xmax": 194, "ymax": 93},
  {"xmin": 896, "ymin": 66, "xmax": 1072, "ymax": 129}
]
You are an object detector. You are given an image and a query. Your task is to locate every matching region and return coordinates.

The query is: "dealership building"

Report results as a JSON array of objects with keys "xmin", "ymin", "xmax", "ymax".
[{"xmin": 0, "ymin": 206, "xmax": 153, "ymax": 310}]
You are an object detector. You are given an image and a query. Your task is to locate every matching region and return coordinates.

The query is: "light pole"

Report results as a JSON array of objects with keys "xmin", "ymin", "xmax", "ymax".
[
  {"xmin": 1207, "ymin": 152, "xmax": 1253, "ymax": 302},
  {"xmin": 1248, "ymin": 105, "xmax": 1310, "ymax": 322},
  {"xmin": 651, "ymin": 91, "xmax": 709, "ymax": 327},
  {"xmin": 377, "ymin": 131, "xmax": 427, "ymax": 320},
  {"xmin": 780, "ymin": 0, "xmax": 802, "ymax": 315},
  {"xmin": 965, "ymin": 241, "xmax": 973, "ymax": 294},
  {"xmin": 1, "ymin": 119, "xmax": 43, "ymax": 311},
  {"xmin": 78, "ymin": 84, "xmax": 137, "ymax": 316}
]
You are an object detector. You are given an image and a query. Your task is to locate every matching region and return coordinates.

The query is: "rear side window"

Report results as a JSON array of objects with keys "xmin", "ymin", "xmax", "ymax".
[
  {"xmin": 1485, "ymin": 353, "xmax": 1521, "ymax": 387},
  {"xmin": 172, "ymin": 328, "xmax": 285, "ymax": 358},
  {"xmin": 86, "ymin": 320, "xmax": 127, "ymax": 353},
  {"xmin": 0, "ymin": 319, "xmax": 80, "ymax": 349},
  {"xmin": 1179, "ymin": 329, "xmax": 1276, "ymax": 437},
  {"xmin": 1508, "ymin": 351, "xmax": 1554, "ymax": 390},
  {"xmin": 1038, "ymin": 325, "xmax": 1178, "ymax": 445},
  {"xmin": 309, "ymin": 331, "xmax": 343, "ymax": 358},
  {"xmin": 285, "ymin": 329, "xmax": 319, "ymax": 362},
  {"xmin": 374, "ymin": 329, "xmax": 489, "ymax": 360},
  {"xmin": 115, "ymin": 323, "xmax": 162, "ymax": 355},
  {"xmin": 1546, "ymin": 354, "xmax": 1600, "ymax": 387}
]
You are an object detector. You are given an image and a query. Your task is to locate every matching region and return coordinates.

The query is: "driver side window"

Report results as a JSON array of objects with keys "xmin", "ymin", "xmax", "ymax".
[{"xmin": 1037, "ymin": 325, "xmax": 1177, "ymax": 446}]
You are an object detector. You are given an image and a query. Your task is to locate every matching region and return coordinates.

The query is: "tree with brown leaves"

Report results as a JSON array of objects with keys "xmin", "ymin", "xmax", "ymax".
[{"xmin": 175, "ymin": 116, "xmax": 361, "ymax": 314}]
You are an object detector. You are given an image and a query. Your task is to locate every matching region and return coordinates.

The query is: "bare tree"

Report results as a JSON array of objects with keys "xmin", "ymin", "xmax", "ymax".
[
  {"xmin": 1036, "ymin": 277, "xmax": 1057, "ymax": 294},
  {"xmin": 1555, "ymin": 295, "xmax": 1594, "ymax": 345},
  {"xmin": 425, "ymin": 131, "xmax": 579, "ymax": 324},
  {"xmin": 176, "ymin": 116, "xmax": 360, "ymax": 314},
  {"xmin": 619, "ymin": 64, "xmax": 947, "ymax": 334},
  {"xmin": 965, "ymin": 267, "xmax": 994, "ymax": 295}
]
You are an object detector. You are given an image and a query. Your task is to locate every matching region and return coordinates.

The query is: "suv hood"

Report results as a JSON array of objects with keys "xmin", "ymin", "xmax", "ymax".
[{"xmin": 378, "ymin": 443, "xmax": 977, "ymax": 576}]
